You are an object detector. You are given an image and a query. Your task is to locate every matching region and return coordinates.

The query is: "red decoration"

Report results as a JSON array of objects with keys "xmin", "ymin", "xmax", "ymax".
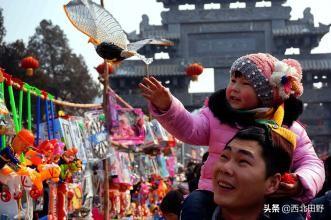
[
  {"xmin": 20, "ymin": 56, "xmax": 39, "ymax": 76},
  {"xmin": 167, "ymin": 134, "xmax": 176, "ymax": 148},
  {"xmin": 185, "ymin": 63, "xmax": 203, "ymax": 81},
  {"xmin": 13, "ymin": 191, "xmax": 23, "ymax": 200},
  {"xmin": 30, "ymin": 186, "xmax": 43, "ymax": 199},
  {"xmin": 95, "ymin": 62, "xmax": 114, "ymax": 75},
  {"xmin": 0, "ymin": 189, "xmax": 11, "ymax": 202},
  {"xmin": 281, "ymin": 172, "xmax": 296, "ymax": 184}
]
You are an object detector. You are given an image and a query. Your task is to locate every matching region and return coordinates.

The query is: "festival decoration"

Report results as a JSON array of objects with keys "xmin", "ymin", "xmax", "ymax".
[
  {"xmin": 0, "ymin": 60, "xmax": 181, "ymax": 219},
  {"xmin": 63, "ymin": 0, "xmax": 173, "ymax": 65},
  {"xmin": 111, "ymin": 108, "xmax": 145, "ymax": 145},
  {"xmin": 20, "ymin": 56, "xmax": 39, "ymax": 76},
  {"xmin": 84, "ymin": 110, "xmax": 110, "ymax": 159},
  {"xmin": 0, "ymin": 73, "xmax": 14, "ymax": 135},
  {"xmin": 12, "ymin": 129, "xmax": 35, "ymax": 155},
  {"xmin": 185, "ymin": 63, "xmax": 204, "ymax": 81},
  {"xmin": 95, "ymin": 62, "xmax": 114, "ymax": 75},
  {"xmin": 57, "ymin": 183, "xmax": 68, "ymax": 219}
]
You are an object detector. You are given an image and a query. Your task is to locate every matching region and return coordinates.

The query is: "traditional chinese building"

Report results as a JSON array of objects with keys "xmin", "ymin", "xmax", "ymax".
[{"xmin": 110, "ymin": 0, "xmax": 331, "ymax": 157}]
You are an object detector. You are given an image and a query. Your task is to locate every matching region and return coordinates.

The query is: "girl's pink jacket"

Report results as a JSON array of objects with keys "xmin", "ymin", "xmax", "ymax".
[{"xmin": 150, "ymin": 97, "xmax": 325, "ymax": 203}]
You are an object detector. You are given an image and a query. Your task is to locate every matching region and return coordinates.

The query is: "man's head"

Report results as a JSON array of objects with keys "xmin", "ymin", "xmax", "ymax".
[{"xmin": 213, "ymin": 126, "xmax": 294, "ymax": 211}]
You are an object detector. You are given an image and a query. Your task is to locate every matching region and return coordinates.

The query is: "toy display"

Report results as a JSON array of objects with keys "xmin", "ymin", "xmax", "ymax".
[{"xmin": 0, "ymin": 0, "xmax": 180, "ymax": 217}]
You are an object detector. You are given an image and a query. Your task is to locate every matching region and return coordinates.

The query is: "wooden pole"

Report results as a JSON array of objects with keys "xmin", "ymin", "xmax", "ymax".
[
  {"xmin": 102, "ymin": 60, "xmax": 110, "ymax": 220},
  {"xmin": 100, "ymin": 2, "xmax": 109, "ymax": 220}
]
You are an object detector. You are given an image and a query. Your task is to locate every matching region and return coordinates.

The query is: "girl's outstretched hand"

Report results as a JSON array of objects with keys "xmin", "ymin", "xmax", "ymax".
[{"xmin": 139, "ymin": 76, "xmax": 172, "ymax": 111}]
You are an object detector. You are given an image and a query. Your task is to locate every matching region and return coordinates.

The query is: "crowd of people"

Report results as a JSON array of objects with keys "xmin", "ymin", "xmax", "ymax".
[{"xmin": 139, "ymin": 53, "xmax": 330, "ymax": 220}]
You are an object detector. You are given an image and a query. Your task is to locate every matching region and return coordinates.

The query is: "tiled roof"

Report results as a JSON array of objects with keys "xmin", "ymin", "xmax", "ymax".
[
  {"xmin": 111, "ymin": 63, "xmax": 185, "ymax": 78},
  {"xmin": 128, "ymin": 28, "xmax": 180, "ymax": 42},
  {"xmin": 142, "ymin": 30, "xmax": 180, "ymax": 39},
  {"xmin": 110, "ymin": 57, "xmax": 331, "ymax": 78},
  {"xmin": 156, "ymin": 0, "xmax": 286, "ymax": 6},
  {"xmin": 273, "ymin": 24, "xmax": 329, "ymax": 36},
  {"xmin": 300, "ymin": 59, "xmax": 331, "ymax": 71}
]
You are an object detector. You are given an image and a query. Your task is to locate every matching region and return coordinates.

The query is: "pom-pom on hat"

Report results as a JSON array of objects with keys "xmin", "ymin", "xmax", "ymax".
[{"xmin": 230, "ymin": 53, "xmax": 303, "ymax": 107}]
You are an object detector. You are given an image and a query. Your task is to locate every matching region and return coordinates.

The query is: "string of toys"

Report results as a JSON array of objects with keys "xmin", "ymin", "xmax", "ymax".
[{"xmin": 0, "ymin": 67, "xmax": 178, "ymax": 219}]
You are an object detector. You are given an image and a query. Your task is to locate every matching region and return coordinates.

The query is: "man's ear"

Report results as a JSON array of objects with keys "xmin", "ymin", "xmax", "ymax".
[{"xmin": 265, "ymin": 173, "xmax": 281, "ymax": 195}]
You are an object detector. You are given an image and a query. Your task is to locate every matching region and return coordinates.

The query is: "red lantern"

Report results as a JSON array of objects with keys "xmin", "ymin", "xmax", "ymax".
[
  {"xmin": 95, "ymin": 62, "xmax": 114, "ymax": 75},
  {"xmin": 20, "ymin": 56, "xmax": 39, "ymax": 76},
  {"xmin": 185, "ymin": 63, "xmax": 204, "ymax": 81}
]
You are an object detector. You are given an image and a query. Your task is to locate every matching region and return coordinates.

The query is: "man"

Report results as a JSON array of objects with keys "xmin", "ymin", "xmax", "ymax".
[{"xmin": 212, "ymin": 125, "xmax": 296, "ymax": 220}]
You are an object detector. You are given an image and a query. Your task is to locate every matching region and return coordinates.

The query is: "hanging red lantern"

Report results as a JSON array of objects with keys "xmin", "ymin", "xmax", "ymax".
[
  {"xmin": 95, "ymin": 62, "xmax": 114, "ymax": 75},
  {"xmin": 185, "ymin": 63, "xmax": 204, "ymax": 81},
  {"xmin": 20, "ymin": 56, "xmax": 39, "ymax": 76}
]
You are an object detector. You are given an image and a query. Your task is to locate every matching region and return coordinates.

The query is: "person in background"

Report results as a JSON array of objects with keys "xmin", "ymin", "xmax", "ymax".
[
  {"xmin": 310, "ymin": 156, "xmax": 331, "ymax": 220},
  {"xmin": 188, "ymin": 152, "xmax": 209, "ymax": 192},
  {"xmin": 160, "ymin": 190, "xmax": 184, "ymax": 220}
]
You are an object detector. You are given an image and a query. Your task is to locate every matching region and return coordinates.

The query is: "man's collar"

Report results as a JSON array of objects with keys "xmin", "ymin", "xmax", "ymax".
[{"xmin": 212, "ymin": 206, "xmax": 271, "ymax": 220}]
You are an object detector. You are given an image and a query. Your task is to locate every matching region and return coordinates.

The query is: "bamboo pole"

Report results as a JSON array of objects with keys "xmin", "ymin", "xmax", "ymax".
[
  {"xmin": 102, "ymin": 59, "xmax": 110, "ymax": 220},
  {"xmin": 100, "ymin": 2, "xmax": 109, "ymax": 219}
]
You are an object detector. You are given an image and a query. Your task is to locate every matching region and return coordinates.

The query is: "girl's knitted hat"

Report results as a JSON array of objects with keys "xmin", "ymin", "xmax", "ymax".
[{"xmin": 230, "ymin": 53, "xmax": 303, "ymax": 107}]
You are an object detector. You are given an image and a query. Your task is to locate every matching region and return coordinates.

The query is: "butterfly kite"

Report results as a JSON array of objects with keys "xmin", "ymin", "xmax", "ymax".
[{"xmin": 64, "ymin": 0, "xmax": 174, "ymax": 65}]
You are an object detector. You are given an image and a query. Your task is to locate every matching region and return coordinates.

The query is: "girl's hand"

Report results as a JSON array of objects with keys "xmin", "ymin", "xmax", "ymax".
[
  {"xmin": 139, "ymin": 76, "xmax": 172, "ymax": 111},
  {"xmin": 270, "ymin": 173, "xmax": 303, "ymax": 198}
]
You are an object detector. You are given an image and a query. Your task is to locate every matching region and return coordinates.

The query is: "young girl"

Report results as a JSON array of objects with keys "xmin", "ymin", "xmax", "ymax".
[{"xmin": 139, "ymin": 53, "xmax": 325, "ymax": 219}]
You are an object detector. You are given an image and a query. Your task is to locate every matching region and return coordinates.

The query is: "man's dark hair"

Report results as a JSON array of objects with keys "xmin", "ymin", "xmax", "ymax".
[
  {"xmin": 160, "ymin": 190, "xmax": 184, "ymax": 216},
  {"xmin": 228, "ymin": 126, "xmax": 294, "ymax": 178}
]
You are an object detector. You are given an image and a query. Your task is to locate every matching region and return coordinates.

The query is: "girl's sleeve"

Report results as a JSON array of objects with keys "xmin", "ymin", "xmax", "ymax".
[
  {"xmin": 291, "ymin": 121, "xmax": 325, "ymax": 203},
  {"xmin": 148, "ymin": 96, "xmax": 210, "ymax": 146}
]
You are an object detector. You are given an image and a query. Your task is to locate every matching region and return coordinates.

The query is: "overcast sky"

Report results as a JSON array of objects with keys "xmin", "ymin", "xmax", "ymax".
[{"xmin": 1, "ymin": 0, "xmax": 330, "ymax": 91}]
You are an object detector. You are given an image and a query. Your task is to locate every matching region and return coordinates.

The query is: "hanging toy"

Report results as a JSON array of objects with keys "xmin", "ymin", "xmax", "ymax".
[
  {"xmin": 29, "ymin": 185, "xmax": 43, "ymax": 200},
  {"xmin": 37, "ymin": 164, "xmax": 61, "ymax": 183},
  {"xmin": 0, "ymin": 188, "xmax": 11, "ymax": 202},
  {"xmin": 12, "ymin": 129, "xmax": 35, "ymax": 155},
  {"xmin": 64, "ymin": 0, "xmax": 173, "ymax": 65},
  {"xmin": 0, "ymin": 129, "xmax": 35, "ymax": 173},
  {"xmin": 47, "ymin": 182, "xmax": 58, "ymax": 220},
  {"xmin": 59, "ymin": 147, "xmax": 81, "ymax": 182},
  {"xmin": 49, "ymin": 139, "xmax": 64, "ymax": 163},
  {"xmin": 156, "ymin": 180, "xmax": 168, "ymax": 200},
  {"xmin": 24, "ymin": 149, "xmax": 44, "ymax": 166},
  {"xmin": 0, "ymin": 171, "xmax": 22, "ymax": 202},
  {"xmin": 37, "ymin": 140, "xmax": 55, "ymax": 163},
  {"xmin": 57, "ymin": 182, "xmax": 68, "ymax": 220}
]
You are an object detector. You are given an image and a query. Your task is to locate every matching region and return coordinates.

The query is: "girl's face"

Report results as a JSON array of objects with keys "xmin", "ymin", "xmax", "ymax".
[{"xmin": 226, "ymin": 74, "xmax": 260, "ymax": 110}]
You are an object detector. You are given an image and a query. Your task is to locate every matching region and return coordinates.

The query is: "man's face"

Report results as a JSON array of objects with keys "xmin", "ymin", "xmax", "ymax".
[{"xmin": 213, "ymin": 138, "xmax": 277, "ymax": 210}]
